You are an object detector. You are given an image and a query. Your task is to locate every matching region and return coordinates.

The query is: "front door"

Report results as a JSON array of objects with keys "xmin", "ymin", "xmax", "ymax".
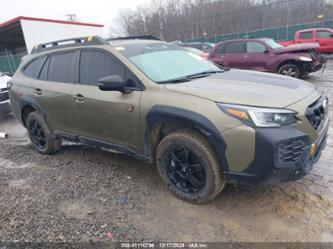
[
  {"xmin": 73, "ymin": 49, "xmax": 143, "ymax": 151},
  {"xmin": 243, "ymin": 41, "xmax": 271, "ymax": 72}
]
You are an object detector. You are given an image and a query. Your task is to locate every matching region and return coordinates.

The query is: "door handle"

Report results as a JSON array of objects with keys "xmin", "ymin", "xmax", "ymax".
[
  {"xmin": 74, "ymin": 94, "xmax": 85, "ymax": 103},
  {"xmin": 33, "ymin": 88, "xmax": 42, "ymax": 95}
]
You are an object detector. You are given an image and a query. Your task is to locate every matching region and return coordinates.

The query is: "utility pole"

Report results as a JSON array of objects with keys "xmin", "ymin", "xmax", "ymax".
[{"xmin": 66, "ymin": 14, "xmax": 77, "ymax": 22}]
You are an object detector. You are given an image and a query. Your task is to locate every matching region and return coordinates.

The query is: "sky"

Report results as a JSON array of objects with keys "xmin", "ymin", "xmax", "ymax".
[{"xmin": 1, "ymin": 0, "xmax": 150, "ymax": 35}]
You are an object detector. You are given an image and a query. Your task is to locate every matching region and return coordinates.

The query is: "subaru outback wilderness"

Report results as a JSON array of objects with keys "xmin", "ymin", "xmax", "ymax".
[{"xmin": 9, "ymin": 36, "xmax": 329, "ymax": 203}]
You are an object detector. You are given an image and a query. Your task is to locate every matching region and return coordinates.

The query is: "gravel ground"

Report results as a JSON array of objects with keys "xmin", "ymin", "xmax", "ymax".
[{"xmin": 0, "ymin": 62, "xmax": 333, "ymax": 243}]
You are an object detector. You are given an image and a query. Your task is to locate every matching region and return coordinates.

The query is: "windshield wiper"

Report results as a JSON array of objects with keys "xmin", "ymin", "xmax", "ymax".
[
  {"xmin": 157, "ymin": 70, "xmax": 225, "ymax": 84},
  {"xmin": 185, "ymin": 70, "xmax": 225, "ymax": 79}
]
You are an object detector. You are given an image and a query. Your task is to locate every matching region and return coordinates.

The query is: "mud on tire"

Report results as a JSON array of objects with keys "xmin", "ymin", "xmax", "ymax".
[
  {"xmin": 156, "ymin": 129, "xmax": 225, "ymax": 203},
  {"xmin": 26, "ymin": 111, "xmax": 62, "ymax": 155}
]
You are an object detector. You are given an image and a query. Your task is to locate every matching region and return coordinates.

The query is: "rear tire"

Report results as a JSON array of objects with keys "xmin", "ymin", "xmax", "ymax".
[
  {"xmin": 277, "ymin": 63, "xmax": 301, "ymax": 78},
  {"xmin": 26, "ymin": 111, "xmax": 61, "ymax": 154},
  {"xmin": 156, "ymin": 129, "xmax": 225, "ymax": 203}
]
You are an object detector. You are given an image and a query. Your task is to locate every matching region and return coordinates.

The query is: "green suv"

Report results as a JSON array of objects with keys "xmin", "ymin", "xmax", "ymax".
[{"xmin": 9, "ymin": 36, "xmax": 329, "ymax": 203}]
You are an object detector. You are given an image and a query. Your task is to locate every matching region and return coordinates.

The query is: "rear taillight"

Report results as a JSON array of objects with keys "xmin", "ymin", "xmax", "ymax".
[{"xmin": 7, "ymin": 80, "xmax": 13, "ymax": 90}]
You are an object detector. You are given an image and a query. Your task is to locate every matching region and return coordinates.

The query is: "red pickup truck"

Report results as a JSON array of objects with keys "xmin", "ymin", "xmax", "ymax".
[{"xmin": 279, "ymin": 28, "xmax": 333, "ymax": 53}]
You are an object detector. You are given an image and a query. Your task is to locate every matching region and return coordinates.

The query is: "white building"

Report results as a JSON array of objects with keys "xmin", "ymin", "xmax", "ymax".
[{"xmin": 0, "ymin": 16, "xmax": 104, "ymax": 73}]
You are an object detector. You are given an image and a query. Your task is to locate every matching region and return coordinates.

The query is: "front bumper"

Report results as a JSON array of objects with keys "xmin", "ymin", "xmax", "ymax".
[
  {"xmin": 0, "ymin": 88, "xmax": 11, "ymax": 114},
  {"xmin": 225, "ymin": 117, "xmax": 329, "ymax": 185},
  {"xmin": 0, "ymin": 100, "xmax": 11, "ymax": 114}
]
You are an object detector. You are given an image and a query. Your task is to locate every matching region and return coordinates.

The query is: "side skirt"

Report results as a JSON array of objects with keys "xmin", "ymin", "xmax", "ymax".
[{"xmin": 54, "ymin": 130, "xmax": 150, "ymax": 162}]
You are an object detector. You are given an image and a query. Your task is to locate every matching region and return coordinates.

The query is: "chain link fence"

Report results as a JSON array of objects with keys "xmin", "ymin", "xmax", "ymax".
[
  {"xmin": 0, "ymin": 50, "xmax": 22, "ymax": 76},
  {"xmin": 190, "ymin": 19, "xmax": 333, "ymax": 44}
]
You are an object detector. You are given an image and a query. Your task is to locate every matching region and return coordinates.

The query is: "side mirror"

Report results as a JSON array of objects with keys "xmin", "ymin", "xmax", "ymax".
[
  {"xmin": 98, "ymin": 75, "xmax": 126, "ymax": 92},
  {"xmin": 330, "ymin": 33, "xmax": 333, "ymax": 38}
]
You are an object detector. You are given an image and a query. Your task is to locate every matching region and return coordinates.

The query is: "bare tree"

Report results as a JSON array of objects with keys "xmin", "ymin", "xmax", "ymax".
[{"xmin": 116, "ymin": 0, "xmax": 332, "ymax": 41}]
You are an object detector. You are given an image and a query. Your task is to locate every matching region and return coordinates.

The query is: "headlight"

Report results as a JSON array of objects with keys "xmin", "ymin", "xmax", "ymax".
[
  {"xmin": 299, "ymin": 56, "xmax": 312, "ymax": 62},
  {"xmin": 218, "ymin": 103, "xmax": 298, "ymax": 127}
]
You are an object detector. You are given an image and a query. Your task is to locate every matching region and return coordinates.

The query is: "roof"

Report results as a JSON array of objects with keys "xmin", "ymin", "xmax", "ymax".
[
  {"xmin": 295, "ymin": 28, "xmax": 333, "ymax": 33},
  {"xmin": 0, "ymin": 16, "xmax": 104, "ymax": 28}
]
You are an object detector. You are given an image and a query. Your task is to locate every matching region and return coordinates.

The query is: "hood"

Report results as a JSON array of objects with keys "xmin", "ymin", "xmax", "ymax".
[
  {"xmin": 165, "ymin": 69, "xmax": 316, "ymax": 108},
  {"xmin": 0, "ymin": 74, "xmax": 11, "ymax": 89},
  {"xmin": 273, "ymin": 43, "xmax": 319, "ymax": 54}
]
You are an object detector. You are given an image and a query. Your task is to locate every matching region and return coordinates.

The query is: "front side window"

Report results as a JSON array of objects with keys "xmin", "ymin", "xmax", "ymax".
[
  {"xmin": 127, "ymin": 44, "xmax": 220, "ymax": 83},
  {"xmin": 246, "ymin": 42, "xmax": 266, "ymax": 53},
  {"xmin": 47, "ymin": 51, "xmax": 76, "ymax": 83},
  {"xmin": 263, "ymin": 39, "xmax": 283, "ymax": 49},
  {"xmin": 299, "ymin": 31, "xmax": 313, "ymax": 39},
  {"xmin": 79, "ymin": 50, "xmax": 125, "ymax": 85},
  {"xmin": 316, "ymin": 31, "xmax": 332, "ymax": 38},
  {"xmin": 23, "ymin": 56, "xmax": 47, "ymax": 79},
  {"xmin": 224, "ymin": 42, "xmax": 245, "ymax": 53}
]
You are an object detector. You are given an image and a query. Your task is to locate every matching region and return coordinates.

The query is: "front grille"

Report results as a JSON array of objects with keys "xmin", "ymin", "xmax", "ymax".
[
  {"xmin": 277, "ymin": 139, "xmax": 308, "ymax": 164},
  {"xmin": 0, "ymin": 89, "xmax": 9, "ymax": 102},
  {"xmin": 306, "ymin": 96, "xmax": 329, "ymax": 130}
]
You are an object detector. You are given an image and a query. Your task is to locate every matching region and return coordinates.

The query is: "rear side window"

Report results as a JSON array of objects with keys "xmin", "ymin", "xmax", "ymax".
[
  {"xmin": 316, "ymin": 31, "xmax": 332, "ymax": 38},
  {"xmin": 47, "ymin": 51, "xmax": 76, "ymax": 83},
  {"xmin": 246, "ymin": 42, "xmax": 266, "ymax": 53},
  {"xmin": 23, "ymin": 56, "xmax": 47, "ymax": 79},
  {"xmin": 79, "ymin": 50, "xmax": 125, "ymax": 85},
  {"xmin": 224, "ymin": 42, "xmax": 245, "ymax": 53},
  {"xmin": 299, "ymin": 31, "xmax": 313, "ymax": 39}
]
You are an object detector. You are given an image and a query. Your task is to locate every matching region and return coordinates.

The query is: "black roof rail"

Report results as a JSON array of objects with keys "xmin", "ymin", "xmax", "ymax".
[
  {"xmin": 31, "ymin": 36, "xmax": 108, "ymax": 54},
  {"xmin": 108, "ymin": 35, "xmax": 161, "ymax": 41}
]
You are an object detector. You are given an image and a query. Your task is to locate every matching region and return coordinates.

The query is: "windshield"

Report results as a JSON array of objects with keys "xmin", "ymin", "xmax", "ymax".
[
  {"xmin": 119, "ymin": 43, "xmax": 220, "ymax": 83},
  {"xmin": 264, "ymin": 39, "xmax": 284, "ymax": 49}
]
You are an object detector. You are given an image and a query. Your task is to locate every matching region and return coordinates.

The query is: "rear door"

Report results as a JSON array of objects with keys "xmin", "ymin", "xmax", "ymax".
[
  {"xmin": 73, "ymin": 48, "xmax": 143, "ymax": 150},
  {"xmin": 215, "ymin": 41, "xmax": 246, "ymax": 68},
  {"xmin": 315, "ymin": 30, "xmax": 333, "ymax": 53},
  {"xmin": 243, "ymin": 41, "xmax": 270, "ymax": 72},
  {"xmin": 23, "ymin": 51, "xmax": 78, "ymax": 133}
]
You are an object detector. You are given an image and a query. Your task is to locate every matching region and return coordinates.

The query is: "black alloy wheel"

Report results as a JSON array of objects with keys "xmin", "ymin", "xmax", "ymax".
[
  {"xmin": 29, "ymin": 119, "xmax": 46, "ymax": 150},
  {"xmin": 165, "ymin": 146, "xmax": 206, "ymax": 193}
]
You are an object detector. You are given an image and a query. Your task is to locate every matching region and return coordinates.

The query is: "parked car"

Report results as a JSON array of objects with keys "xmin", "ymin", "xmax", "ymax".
[
  {"xmin": 10, "ymin": 36, "xmax": 329, "ymax": 203},
  {"xmin": 208, "ymin": 38, "xmax": 325, "ymax": 78},
  {"xmin": 181, "ymin": 42, "xmax": 215, "ymax": 53},
  {"xmin": 183, "ymin": 47, "xmax": 209, "ymax": 59},
  {"xmin": 279, "ymin": 28, "xmax": 333, "ymax": 54},
  {"xmin": 0, "ymin": 71, "xmax": 11, "ymax": 115}
]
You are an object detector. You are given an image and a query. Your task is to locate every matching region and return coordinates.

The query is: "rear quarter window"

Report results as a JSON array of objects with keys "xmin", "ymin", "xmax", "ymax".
[
  {"xmin": 214, "ymin": 43, "xmax": 226, "ymax": 54},
  {"xmin": 23, "ymin": 56, "xmax": 47, "ymax": 79}
]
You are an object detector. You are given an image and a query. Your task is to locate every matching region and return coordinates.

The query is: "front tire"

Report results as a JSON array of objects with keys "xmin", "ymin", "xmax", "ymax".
[
  {"xmin": 156, "ymin": 129, "xmax": 225, "ymax": 203},
  {"xmin": 26, "ymin": 111, "xmax": 61, "ymax": 154},
  {"xmin": 277, "ymin": 63, "xmax": 301, "ymax": 78}
]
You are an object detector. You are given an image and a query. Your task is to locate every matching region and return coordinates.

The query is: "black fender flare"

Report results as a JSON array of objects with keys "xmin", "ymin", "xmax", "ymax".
[
  {"xmin": 19, "ymin": 96, "xmax": 45, "ymax": 127},
  {"xmin": 145, "ymin": 105, "xmax": 229, "ymax": 173}
]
